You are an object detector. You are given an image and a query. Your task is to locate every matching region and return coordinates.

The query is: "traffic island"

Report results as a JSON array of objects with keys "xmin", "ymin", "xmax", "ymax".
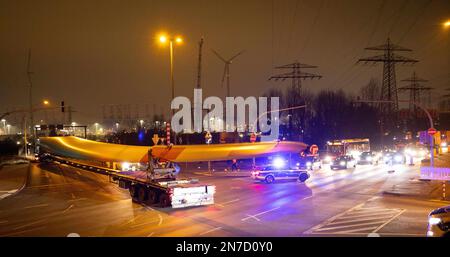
[{"xmin": 382, "ymin": 179, "xmax": 445, "ymax": 200}]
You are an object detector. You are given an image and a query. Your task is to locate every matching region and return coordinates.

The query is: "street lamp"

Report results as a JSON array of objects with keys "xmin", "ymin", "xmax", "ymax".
[
  {"xmin": 444, "ymin": 20, "xmax": 450, "ymax": 28},
  {"xmin": 139, "ymin": 119, "xmax": 144, "ymax": 128},
  {"xmin": 158, "ymin": 32, "xmax": 183, "ymax": 145},
  {"xmin": 6, "ymin": 124, "xmax": 11, "ymax": 135},
  {"xmin": 158, "ymin": 33, "xmax": 183, "ymax": 103},
  {"xmin": 94, "ymin": 123, "xmax": 99, "ymax": 135},
  {"xmin": 43, "ymin": 100, "xmax": 50, "ymax": 106}
]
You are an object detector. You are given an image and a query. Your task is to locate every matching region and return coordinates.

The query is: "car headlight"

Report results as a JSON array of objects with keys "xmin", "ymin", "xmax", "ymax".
[
  {"xmin": 383, "ymin": 156, "xmax": 390, "ymax": 161},
  {"xmin": 306, "ymin": 161, "xmax": 312, "ymax": 167},
  {"xmin": 339, "ymin": 161, "xmax": 346, "ymax": 166},
  {"xmin": 121, "ymin": 162, "xmax": 130, "ymax": 171},
  {"xmin": 325, "ymin": 156, "xmax": 332, "ymax": 162},
  {"xmin": 394, "ymin": 155, "xmax": 403, "ymax": 162},
  {"xmin": 366, "ymin": 157, "xmax": 372, "ymax": 161},
  {"xmin": 428, "ymin": 217, "xmax": 441, "ymax": 225}
]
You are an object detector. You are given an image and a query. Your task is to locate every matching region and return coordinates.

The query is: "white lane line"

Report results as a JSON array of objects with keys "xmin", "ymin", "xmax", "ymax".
[
  {"xmin": 243, "ymin": 214, "xmax": 260, "ymax": 221},
  {"xmin": 337, "ymin": 210, "xmax": 400, "ymax": 220},
  {"xmin": 241, "ymin": 206, "xmax": 280, "ymax": 221},
  {"xmin": 23, "ymin": 203, "xmax": 49, "ymax": 209},
  {"xmin": 302, "ymin": 195, "xmax": 313, "ymax": 200},
  {"xmin": 68, "ymin": 198, "xmax": 87, "ymax": 202},
  {"xmin": 199, "ymin": 227, "xmax": 222, "ymax": 236},
  {"xmin": 0, "ymin": 226, "xmax": 46, "ymax": 236},
  {"xmin": 326, "ymin": 215, "xmax": 397, "ymax": 226},
  {"xmin": 314, "ymin": 220, "xmax": 387, "ymax": 232},
  {"xmin": 129, "ymin": 219, "xmax": 159, "ymax": 228},
  {"xmin": 13, "ymin": 219, "xmax": 47, "ymax": 230},
  {"xmin": 372, "ymin": 209, "xmax": 406, "ymax": 233},
  {"xmin": 158, "ymin": 214, "xmax": 163, "ymax": 226},
  {"xmin": 61, "ymin": 204, "xmax": 74, "ymax": 214},
  {"xmin": 304, "ymin": 203, "xmax": 366, "ymax": 233},
  {"xmin": 330, "ymin": 226, "xmax": 380, "ymax": 234},
  {"xmin": 147, "ymin": 232, "xmax": 155, "ymax": 237},
  {"xmin": 223, "ymin": 198, "xmax": 240, "ymax": 204}
]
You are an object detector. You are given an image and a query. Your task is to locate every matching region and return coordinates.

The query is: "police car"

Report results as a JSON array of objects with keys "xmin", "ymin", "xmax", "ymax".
[{"xmin": 251, "ymin": 165, "xmax": 310, "ymax": 184}]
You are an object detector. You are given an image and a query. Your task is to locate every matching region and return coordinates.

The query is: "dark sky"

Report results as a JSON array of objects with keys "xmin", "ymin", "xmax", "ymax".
[{"xmin": 1, "ymin": 0, "xmax": 449, "ymax": 125}]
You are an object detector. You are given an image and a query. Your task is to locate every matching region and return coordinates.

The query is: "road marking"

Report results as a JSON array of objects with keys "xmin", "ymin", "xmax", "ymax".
[
  {"xmin": 158, "ymin": 214, "xmax": 163, "ymax": 226},
  {"xmin": 14, "ymin": 219, "xmax": 47, "ymax": 230},
  {"xmin": 372, "ymin": 209, "xmax": 406, "ymax": 233},
  {"xmin": 0, "ymin": 220, "xmax": 8, "ymax": 224},
  {"xmin": 68, "ymin": 198, "xmax": 87, "ymax": 202},
  {"xmin": 129, "ymin": 219, "xmax": 160, "ymax": 228},
  {"xmin": 61, "ymin": 204, "xmax": 74, "ymax": 214},
  {"xmin": 147, "ymin": 232, "xmax": 155, "ymax": 237},
  {"xmin": 199, "ymin": 227, "xmax": 222, "ymax": 235},
  {"xmin": 242, "ymin": 206, "xmax": 280, "ymax": 221},
  {"xmin": 0, "ymin": 226, "xmax": 46, "ymax": 236},
  {"xmin": 23, "ymin": 203, "xmax": 49, "ymax": 209},
  {"xmin": 216, "ymin": 198, "xmax": 240, "ymax": 207},
  {"xmin": 304, "ymin": 202, "xmax": 405, "ymax": 235}
]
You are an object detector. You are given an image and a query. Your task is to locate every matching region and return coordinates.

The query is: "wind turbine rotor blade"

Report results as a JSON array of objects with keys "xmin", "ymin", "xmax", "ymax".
[
  {"xmin": 229, "ymin": 50, "xmax": 245, "ymax": 62},
  {"xmin": 211, "ymin": 49, "xmax": 227, "ymax": 63}
]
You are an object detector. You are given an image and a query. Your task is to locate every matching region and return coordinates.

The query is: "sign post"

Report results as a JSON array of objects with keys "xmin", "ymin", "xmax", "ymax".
[
  {"xmin": 205, "ymin": 131, "xmax": 212, "ymax": 172},
  {"xmin": 166, "ymin": 123, "xmax": 171, "ymax": 145},
  {"xmin": 428, "ymin": 128, "xmax": 436, "ymax": 167},
  {"xmin": 250, "ymin": 132, "xmax": 256, "ymax": 168}
]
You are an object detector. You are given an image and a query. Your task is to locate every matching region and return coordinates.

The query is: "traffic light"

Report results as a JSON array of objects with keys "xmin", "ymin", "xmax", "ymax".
[{"xmin": 61, "ymin": 101, "xmax": 65, "ymax": 112}]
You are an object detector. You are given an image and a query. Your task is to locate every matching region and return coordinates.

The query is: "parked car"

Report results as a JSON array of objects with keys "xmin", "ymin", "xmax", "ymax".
[{"xmin": 427, "ymin": 205, "xmax": 450, "ymax": 237}]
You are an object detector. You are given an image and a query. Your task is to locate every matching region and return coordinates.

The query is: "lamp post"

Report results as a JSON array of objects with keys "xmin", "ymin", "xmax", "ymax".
[
  {"xmin": 1, "ymin": 119, "xmax": 5, "ymax": 135},
  {"xmin": 158, "ymin": 33, "xmax": 183, "ymax": 144},
  {"xmin": 94, "ymin": 123, "xmax": 99, "ymax": 135}
]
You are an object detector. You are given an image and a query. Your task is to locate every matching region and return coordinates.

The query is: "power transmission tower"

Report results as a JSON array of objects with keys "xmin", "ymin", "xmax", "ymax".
[
  {"xmin": 268, "ymin": 61, "xmax": 321, "ymax": 141},
  {"xmin": 398, "ymin": 71, "xmax": 432, "ymax": 117},
  {"xmin": 196, "ymin": 37, "xmax": 204, "ymax": 89},
  {"xmin": 26, "ymin": 49, "xmax": 34, "ymax": 136},
  {"xmin": 268, "ymin": 61, "xmax": 322, "ymax": 90},
  {"xmin": 358, "ymin": 38, "xmax": 418, "ymax": 120}
]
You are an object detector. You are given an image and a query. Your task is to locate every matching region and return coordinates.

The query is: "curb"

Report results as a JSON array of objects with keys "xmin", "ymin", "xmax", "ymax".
[{"xmin": 0, "ymin": 163, "xmax": 30, "ymax": 201}]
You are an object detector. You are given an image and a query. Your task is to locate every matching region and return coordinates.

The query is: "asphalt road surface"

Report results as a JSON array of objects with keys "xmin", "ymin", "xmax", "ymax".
[{"xmin": 0, "ymin": 160, "xmax": 447, "ymax": 237}]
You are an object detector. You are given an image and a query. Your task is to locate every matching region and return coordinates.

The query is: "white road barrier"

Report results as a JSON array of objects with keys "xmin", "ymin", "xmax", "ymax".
[{"xmin": 420, "ymin": 167, "xmax": 450, "ymax": 181}]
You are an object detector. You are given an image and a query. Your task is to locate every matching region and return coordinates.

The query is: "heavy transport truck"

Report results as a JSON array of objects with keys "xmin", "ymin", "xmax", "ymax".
[
  {"xmin": 36, "ymin": 139, "xmax": 216, "ymax": 208},
  {"xmin": 36, "ymin": 136, "xmax": 308, "ymax": 208}
]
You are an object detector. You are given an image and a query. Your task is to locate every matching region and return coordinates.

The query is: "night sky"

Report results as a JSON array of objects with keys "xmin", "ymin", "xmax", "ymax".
[{"xmin": 0, "ymin": 0, "xmax": 449, "ymax": 125}]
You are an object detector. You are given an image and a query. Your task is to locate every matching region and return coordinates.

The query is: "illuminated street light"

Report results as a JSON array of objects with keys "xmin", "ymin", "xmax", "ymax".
[
  {"xmin": 157, "ymin": 32, "xmax": 184, "ymax": 145},
  {"xmin": 444, "ymin": 20, "xmax": 450, "ymax": 28},
  {"xmin": 43, "ymin": 100, "xmax": 50, "ymax": 105},
  {"xmin": 6, "ymin": 124, "xmax": 11, "ymax": 134}
]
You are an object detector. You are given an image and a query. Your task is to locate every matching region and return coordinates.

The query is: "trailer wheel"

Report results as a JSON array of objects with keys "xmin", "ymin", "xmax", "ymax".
[
  {"xmin": 159, "ymin": 193, "xmax": 171, "ymax": 207},
  {"xmin": 129, "ymin": 185, "xmax": 139, "ymax": 202},
  {"xmin": 146, "ymin": 189, "xmax": 158, "ymax": 205},
  {"xmin": 138, "ymin": 187, "xmax": 147, "ymax": 202}
]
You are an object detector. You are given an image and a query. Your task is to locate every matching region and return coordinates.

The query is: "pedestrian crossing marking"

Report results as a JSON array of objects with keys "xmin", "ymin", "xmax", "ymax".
[{"xmin": 304, "ymin": 202, "xmax": 405, "ymax": 235}]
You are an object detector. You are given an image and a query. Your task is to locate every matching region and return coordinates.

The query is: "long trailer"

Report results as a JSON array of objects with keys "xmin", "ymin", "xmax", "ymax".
[{"xmin": 38, "ymin": 153, "xmax": 215, "ymax": 208}]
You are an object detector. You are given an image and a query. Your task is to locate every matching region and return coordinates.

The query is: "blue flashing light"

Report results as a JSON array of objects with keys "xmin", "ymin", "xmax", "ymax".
[{"xmin": 273, "ymin": 157, "xmax": 285, "ymax": 169}]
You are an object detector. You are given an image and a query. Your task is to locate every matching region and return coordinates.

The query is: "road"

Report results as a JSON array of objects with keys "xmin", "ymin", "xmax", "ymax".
[{"xmin": 0, "ymin": 159, "xmax": 448, "ymax": 237}]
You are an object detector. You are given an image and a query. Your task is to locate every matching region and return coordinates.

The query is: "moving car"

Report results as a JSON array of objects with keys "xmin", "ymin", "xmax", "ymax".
[
  {"xmin": 296, "ymin": 156, "xmax": 322, "ymax": 170},
  {"xmin": 251, "ymin": 165, "xmax": 310, "ymax": 184},
  {"xmin": 357, "ymin": 151, "xmax": 378, "ymax": 165},
  {"xmin": 427, "ymin": 205, "xmax": 450, "ymax": 237},
  {"xmin": 330, "ymin": 155, "xmax": 356, "ymax": 170},
  {"xmin": 382, "ymin": 151, "xmax": 406, "ymax": 164}
]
